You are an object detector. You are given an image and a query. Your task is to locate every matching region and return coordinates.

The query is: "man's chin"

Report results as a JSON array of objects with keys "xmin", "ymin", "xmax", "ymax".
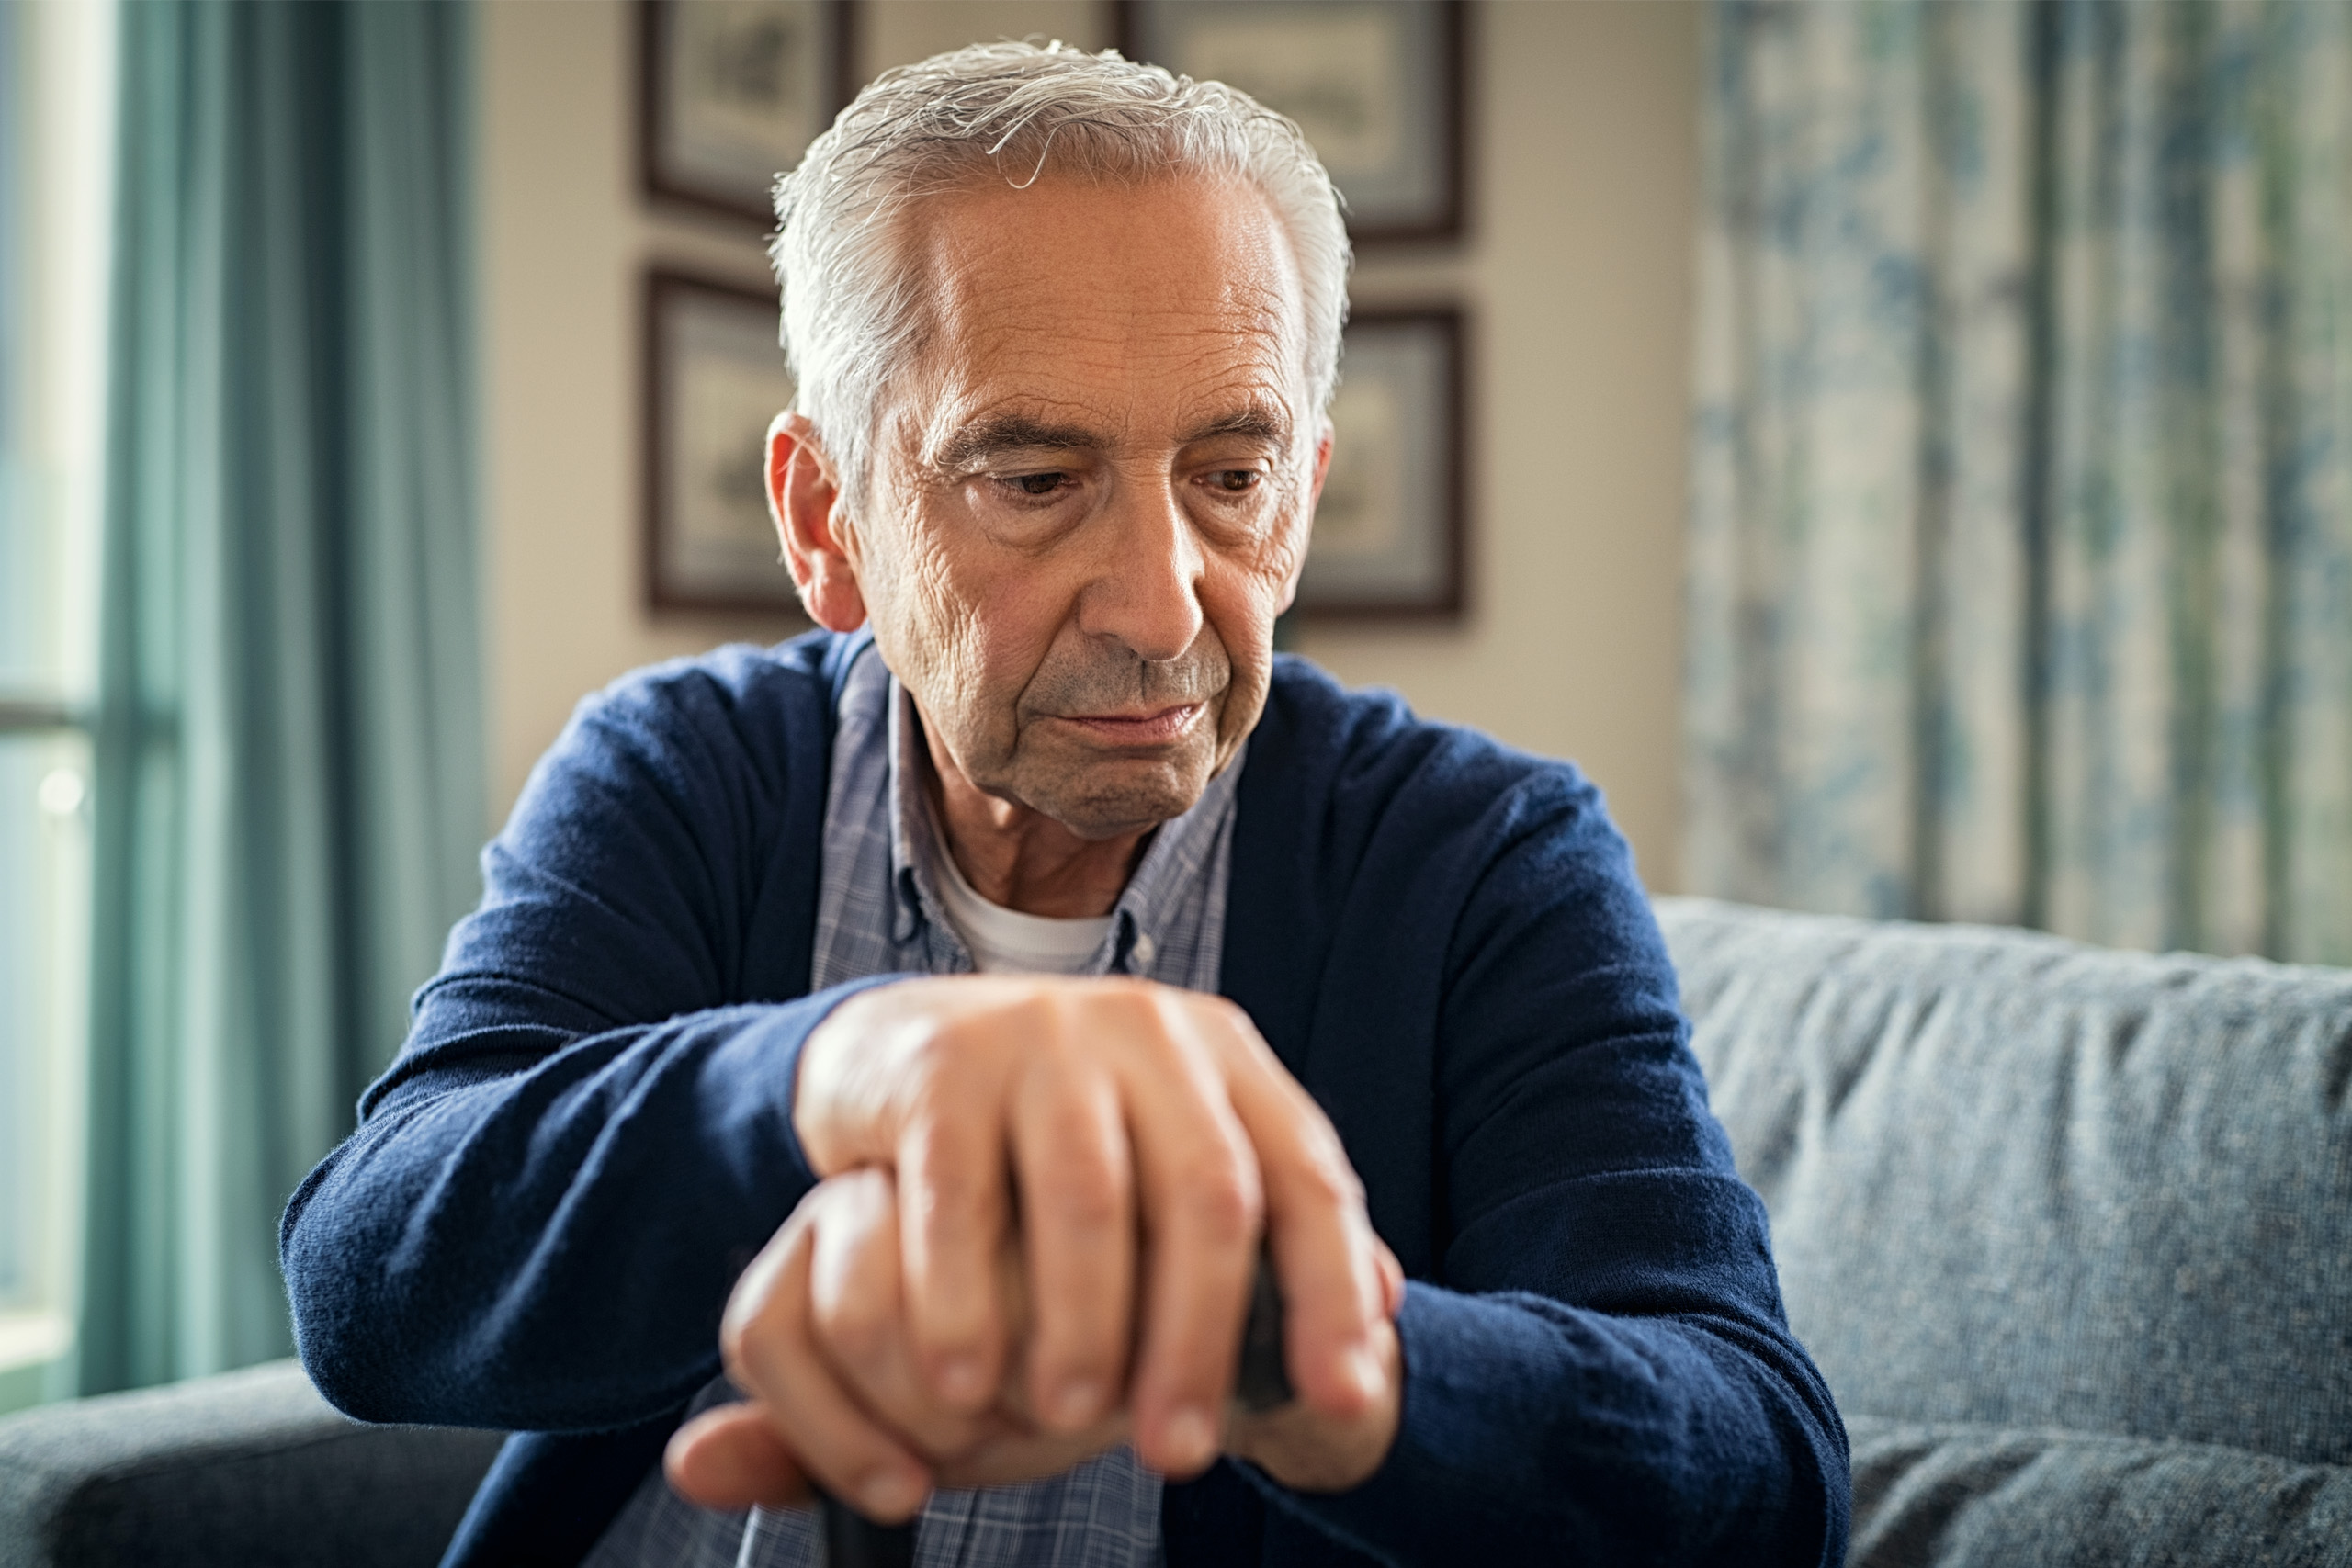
[{"xmin": 1012, "ymin": 753, "xmax": 1215, "ymax": 840}]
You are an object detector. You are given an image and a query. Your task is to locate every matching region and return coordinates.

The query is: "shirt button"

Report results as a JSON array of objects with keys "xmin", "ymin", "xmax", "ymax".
[{"xmin": 1131, "ymin": 932, "xmax": 1159, "ymax": 969}]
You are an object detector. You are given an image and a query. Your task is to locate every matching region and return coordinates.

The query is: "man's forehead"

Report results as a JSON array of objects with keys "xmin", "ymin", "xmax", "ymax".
[
  {"xmin": 891, "ymin": 175, "xmax": 1309, "ymax": 416},
  {"xmin": 919, "ymin": 237, "xmax": 1300, "ymax": 369}
]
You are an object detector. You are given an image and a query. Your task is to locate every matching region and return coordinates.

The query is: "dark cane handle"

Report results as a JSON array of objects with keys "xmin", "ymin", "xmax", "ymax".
[
  {"xmin": 820, "ymin": 1255, "xmax": 1291, "ymax": 1566},
  {"xmin": 1232, "ymin": 1255, "xmax": 1295, "ymax": 1414},
  {"xmin": 820, "ymin": 1491, "xmax": 917, "ymax": 1568}
]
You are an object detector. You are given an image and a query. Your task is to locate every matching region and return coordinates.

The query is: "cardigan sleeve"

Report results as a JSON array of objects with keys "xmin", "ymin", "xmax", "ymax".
[
  {"xmin": 279, "ymin": 656, "xmax": 894, "ymax": 1434},
  {"xmin": 1252, "ymin": 767, "xmax": 1849, "ymax": 1566}
]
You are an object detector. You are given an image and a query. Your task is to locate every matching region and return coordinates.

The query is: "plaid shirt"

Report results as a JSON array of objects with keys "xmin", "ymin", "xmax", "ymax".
[{"xmin": 588, "ymin": 637, "xmax": 1238, "ymax": 1568}]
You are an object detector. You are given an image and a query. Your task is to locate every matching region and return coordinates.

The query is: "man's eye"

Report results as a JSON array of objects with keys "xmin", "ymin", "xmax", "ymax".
[
  {"xmin": 1214, "ymin": 469, "xmax": 1260, "ymax": 492},
  {"xmin": 1014, "ymin": 472, "xmax": 1066, "ymax": 496}
]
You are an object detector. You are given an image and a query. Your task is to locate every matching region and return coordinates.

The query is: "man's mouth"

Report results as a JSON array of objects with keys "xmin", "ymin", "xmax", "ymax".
[{"xmin": 1053, "ymin": 702, "xmax": 1204, "ymax": 746}]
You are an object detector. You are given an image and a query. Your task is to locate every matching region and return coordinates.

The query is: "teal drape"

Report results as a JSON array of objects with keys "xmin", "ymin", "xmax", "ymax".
[
  {"xmin": 83, "ymin": 0, "xmax": 482, "ymax": 1393},
  {"xmin": 1687, "ymin": 1, "xmax": 2352, "ymax": 962}
]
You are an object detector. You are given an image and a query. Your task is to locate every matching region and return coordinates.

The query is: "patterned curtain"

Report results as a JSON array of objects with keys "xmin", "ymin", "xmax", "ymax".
[{"xmin": 1687, "ymin": 0, "xmax": 2352, "ymax": 963}]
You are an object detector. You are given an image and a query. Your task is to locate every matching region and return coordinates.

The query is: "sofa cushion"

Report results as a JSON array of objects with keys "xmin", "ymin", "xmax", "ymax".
[
  {"xmin": 0, "ymin": 1359, "xmax": 501, "ymax": 1568},
  {"xmin": 1846, "ymin": 1415, "xmax": 2352, "ymax": 1568},
  {"xmin": 1654, "ymin": 897, "xmax": 2352, "ymax": 1466}
]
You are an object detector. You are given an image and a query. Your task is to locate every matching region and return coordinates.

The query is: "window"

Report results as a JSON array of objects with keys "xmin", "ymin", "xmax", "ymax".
[{"xmin": 0, "ymin": 0, "xmax": 111, "ymax": 1408}]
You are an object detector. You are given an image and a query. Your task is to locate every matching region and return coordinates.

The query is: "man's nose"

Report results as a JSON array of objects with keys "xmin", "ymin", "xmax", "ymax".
[{"xmin": 1078, "ymin": 479, "xmax": 1205, "ymax": 664}]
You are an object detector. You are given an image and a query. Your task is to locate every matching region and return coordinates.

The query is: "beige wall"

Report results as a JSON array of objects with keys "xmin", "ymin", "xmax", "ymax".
[
  {"xmin": 1303, "ymin": 1, "xmax": 1699, "ymax": 890},
  {"xmin": 478, "ymin": 1, "xmax": 1699, "ymax": 886}
]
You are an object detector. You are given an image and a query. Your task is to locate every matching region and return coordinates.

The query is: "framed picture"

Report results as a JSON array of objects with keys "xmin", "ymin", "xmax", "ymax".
[
  {"xmin": 639, "ymin": 0, "xmax": 859, "ymax": 226},
  {"xmin": 641, "ymin": 268, "xmax": 808, "ymax": 616},
  {"xmin": 1296, "ymin": 306, "xmax": 1467, "ymax": 620},
  {"xmin": 1114, "ymin": 0, "xmax": 1464, "ymax": 245}
]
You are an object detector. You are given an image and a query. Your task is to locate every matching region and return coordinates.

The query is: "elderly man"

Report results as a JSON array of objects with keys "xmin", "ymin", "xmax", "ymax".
[{"xmin": 284, "ymin": 43, "xmax": 1846, "ymax": 1568}]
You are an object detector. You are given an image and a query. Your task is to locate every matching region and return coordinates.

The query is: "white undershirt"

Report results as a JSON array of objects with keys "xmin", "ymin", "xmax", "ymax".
[{"xmin": 930, "ymin": 831, "xmax": 1115, "ymax": 975}]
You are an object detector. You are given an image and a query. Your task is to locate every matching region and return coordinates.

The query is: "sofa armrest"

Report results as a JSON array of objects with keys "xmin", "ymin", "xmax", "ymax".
[
  {"xmin": 0, "ymin": 1358, "xmax": 503, "ymax": 1568},
  {"xmin": 1849, "ymin": 1414, "xmax": 2352, "ymax": 1567}
]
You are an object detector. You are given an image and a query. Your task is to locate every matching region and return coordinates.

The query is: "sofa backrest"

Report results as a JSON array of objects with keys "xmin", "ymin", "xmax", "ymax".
[{"xmin": 1655, "ymin": 896, "xmax": 2352, "ymax": 1467}]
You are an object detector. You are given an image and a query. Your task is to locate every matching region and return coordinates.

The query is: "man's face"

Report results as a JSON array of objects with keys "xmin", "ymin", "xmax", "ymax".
[{"xmin": 842, "ymin": 174, "xmax": 1323, "ymax": 840}]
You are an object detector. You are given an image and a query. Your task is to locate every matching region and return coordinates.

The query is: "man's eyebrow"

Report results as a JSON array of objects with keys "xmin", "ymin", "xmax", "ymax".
[
  {"xmin": 1181, "ymin": 405, "xmax": 1291, "ymax": 446},
  {"xmin": 932, "ymin": 415, "xmax": 1103, "ymax": 470}
]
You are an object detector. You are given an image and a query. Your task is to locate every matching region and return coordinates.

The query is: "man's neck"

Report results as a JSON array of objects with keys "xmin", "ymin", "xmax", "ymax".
[{"xmin": 920, "ymin": 722, "xmax": 1149, "ymax": 919}]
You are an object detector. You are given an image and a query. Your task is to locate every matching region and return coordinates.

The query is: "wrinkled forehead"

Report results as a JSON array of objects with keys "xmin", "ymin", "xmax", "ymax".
[{"xmin": 887, "ymin": 173, "xmax": 1313, "ymax": 451}]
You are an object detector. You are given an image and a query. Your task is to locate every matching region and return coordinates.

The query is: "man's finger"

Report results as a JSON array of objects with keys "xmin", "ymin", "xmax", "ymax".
[
  {"xmin": 725, "ymin": 1213, "xmax": 935, "ymax": 1523},
  {"xmin": 1116, "ymin": 996, "xmax": 1264, "ymax": 1476},
  {"xmin": 664, "ymin": 1404, "xmax": 811, "ymax": 1511},
  {"xmin": 896, "ymin": 1081, "xmax": 1013, "ymax": 1413},
  {"xmin": 1213, "ymin": 1014, "xmax": 1392, "ymax": 1421},
  {"xmin": 808, "ymin": 1167, "xmax": 995, "ymax": 1459},
  {"xmin": 1010, "ymin": 1058, "xmax": 1135, "ymax": 1433}
]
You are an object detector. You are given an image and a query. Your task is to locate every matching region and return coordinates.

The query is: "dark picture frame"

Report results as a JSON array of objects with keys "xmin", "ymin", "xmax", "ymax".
[
  {"xmin": 1295, "ymin": 306, "xmax": 1468, "ymax": 620},
  {"xmin": 641, "ymin": 267, "xmax": 808, "ymax": 617},
  {"xmin": 1114, "ymin": 0, "xmax": 1466, "ymax": 245},
  {"xmin": 639, "ymin": 0, "xmax": 859, "ymax": 227}
]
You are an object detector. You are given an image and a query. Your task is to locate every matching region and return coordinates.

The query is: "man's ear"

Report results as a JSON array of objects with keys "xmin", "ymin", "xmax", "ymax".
[
  {"xmin": 1307, "ymin": 420, "xmax": 1335, "ymax": 509},
  {"xmin": 767, "ymin": 412, "xmax": 868, "ymax": 632},
  {"xmin": 1276, "ymin": 422, "xmax": 1335, "ymax": 615}
]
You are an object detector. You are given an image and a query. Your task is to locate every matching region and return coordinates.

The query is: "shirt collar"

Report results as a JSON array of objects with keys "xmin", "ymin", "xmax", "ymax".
[{"xmin": 883, "ymin": 675, "xmax": 1243, "ymax": 967}]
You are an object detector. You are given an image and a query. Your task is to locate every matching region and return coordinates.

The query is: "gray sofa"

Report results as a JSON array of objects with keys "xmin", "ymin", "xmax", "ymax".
[
  {"xmin": 0, "ymin": 1359, "xmax": 500, "ymax": 1568},
  {"xmin": 5, "ymin": 897, "xmax": 2347, "ymax": 1565},
  {"xmin": 1664, "ymin": 897, "xmax": 2352, "ymax": 1565}
]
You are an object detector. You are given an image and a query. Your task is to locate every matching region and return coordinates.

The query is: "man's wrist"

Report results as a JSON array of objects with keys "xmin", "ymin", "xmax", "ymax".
[{"xmin": 787, "ymin": 976, "xmax": 915, "ymax": 1179}]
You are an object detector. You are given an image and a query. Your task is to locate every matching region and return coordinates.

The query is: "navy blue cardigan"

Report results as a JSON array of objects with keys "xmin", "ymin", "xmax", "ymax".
[{"xmin": 281, "ymin": 633, "xmax": 1848, "ymax": 1567}]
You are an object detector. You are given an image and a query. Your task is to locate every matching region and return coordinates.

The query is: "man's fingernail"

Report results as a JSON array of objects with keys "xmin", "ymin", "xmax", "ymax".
[
  {"xmin": 937, "ymin": 1355, "xmax": 986, "ymax": 1403},
  {"xmin": 1053, "ymin": 1377, "xmax": 1102, "ymax": 1427},
  {"xmin": 1161, "ymin": 1405, "xmax": 1216, "ymax": 1468},
  {"xmin": 1346, "ymin": 1345, "xmax": 1385, "ymax": 1399},
  {"xmin": 859, "ymin": 1465, "xmax": 927, "ymax": 1518}
]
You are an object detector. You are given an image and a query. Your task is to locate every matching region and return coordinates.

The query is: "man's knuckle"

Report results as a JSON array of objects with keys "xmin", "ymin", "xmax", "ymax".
[
  {"xmin": 1035, "ymin": 1153, "xmax": 1124, "ymax": 1225},
  {"xmin": 1031, "ymin": 1083, "xmax": 1113, "ymax": 1150},
  {"xmin": 905, "ymin": 1111, "xmax": 993, "ymax": 1190},
  {"xmin": 913, "ymin": 1164, "xmax": 985, "ymax": 1227},
  {"xmin": 1298, "ymin": 1134, "xmax": 1364, "ymax": 1206},
  {"xmin": 908, "ymin": 1058, "xmax": 979, "ymax": 1121},
  {"xmin": 1013, "ymin": 993, "xmax": 1068, "ymax": 1041},
  {"xmin": 1290, "ymin": 1156, "xmax": 1355, "ymax": 1214},
  {"xmin": 1180, "ymin": 1164, "xmax": 1262, "ymax": 1240},
  {"xmin": 824, "ymin": 1302, "xmax": 893, "ymax": 1367},
  {"xmin": 1031, "ymin": 1031, "xmax": 1091, "ymax": 1080}
]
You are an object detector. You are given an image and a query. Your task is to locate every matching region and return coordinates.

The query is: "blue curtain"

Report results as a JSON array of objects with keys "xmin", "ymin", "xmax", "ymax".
[
  {"xmin": 1687, "ymin": 0, "xmax": 2352, "ymax": 963},
  {"xmin": 82, "ymin": 0, "xmax": 482, "ymax": 1393}
]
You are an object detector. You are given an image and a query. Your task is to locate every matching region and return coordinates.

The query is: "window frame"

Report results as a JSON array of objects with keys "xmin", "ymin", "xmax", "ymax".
[{"xmin": 0, "ymin": 0, "xmax": 113, "ymax": 1404}]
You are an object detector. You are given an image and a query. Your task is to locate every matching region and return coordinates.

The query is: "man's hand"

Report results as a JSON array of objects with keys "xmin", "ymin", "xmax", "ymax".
[
  {"xmin": 667, "ymin": 976, "xmax": 1403, "ymax": 1514},
  {"xmin": 666, "ymin": 1167, "xmax": 1130, "ymax": 1519},
  {"xmin": 665, "ymin": 1159, "xmax": 1407, "ymax": 1518},
  {"xmin": 789, "ymin": 976, "xmax": 1397, "ymax": 1477}
]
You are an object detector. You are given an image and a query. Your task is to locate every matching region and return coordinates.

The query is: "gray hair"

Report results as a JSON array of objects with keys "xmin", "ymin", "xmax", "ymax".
[{"xmin": 769, "ymin": 40, "xmax": 1351, "ymax": 513}]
